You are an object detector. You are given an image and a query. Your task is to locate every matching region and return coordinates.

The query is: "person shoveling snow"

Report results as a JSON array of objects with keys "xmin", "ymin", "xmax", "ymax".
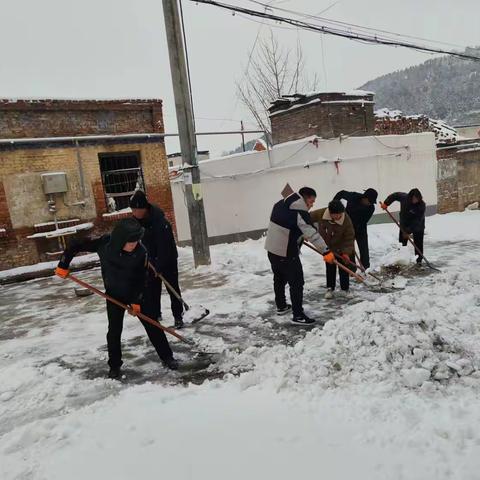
[{"xmin": 55, "ymin": 217, "xmax": 180, "ymax": 379}]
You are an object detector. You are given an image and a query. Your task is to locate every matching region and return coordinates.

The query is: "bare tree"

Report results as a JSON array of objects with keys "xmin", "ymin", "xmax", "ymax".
[{"xmin": 236, "ymin": 30, "xmax": 319, "ymax": 139}]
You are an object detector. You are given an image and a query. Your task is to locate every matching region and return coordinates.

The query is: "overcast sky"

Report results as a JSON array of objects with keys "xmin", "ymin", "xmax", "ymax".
[{"xmin": 1, "ymin": 0, "xmax": 479, "ymax": 155}]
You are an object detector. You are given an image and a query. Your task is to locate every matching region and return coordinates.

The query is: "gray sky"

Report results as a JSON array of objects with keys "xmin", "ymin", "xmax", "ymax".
[{"xmin": 1, "ymin": 0, "xmax": 479, "ymax": 155}]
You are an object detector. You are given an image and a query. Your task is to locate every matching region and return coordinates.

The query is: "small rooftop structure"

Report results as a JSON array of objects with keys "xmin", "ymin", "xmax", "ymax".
[{"xmin": 268, "ymin": 91, "xmax": 375, "ymax": 145}]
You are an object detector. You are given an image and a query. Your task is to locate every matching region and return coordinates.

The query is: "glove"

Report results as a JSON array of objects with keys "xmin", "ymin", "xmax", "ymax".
[
  {"xmin": 129, "ymin": 304, "xmax": 141, "ymax": 316},
  {"xmin": 323, "ymin": 251, "xmax": 335, "ymax": 264},
  {"xmin": 341, "ymin": 253, "xmax": 350, "ymax": 263},
  {"xmin": 380, "ymin": 202, "xmax": 388, "ymax": 210},
  {"xmin": 55, "ymin": 267, "xmax": 69, "ymax": 278}
]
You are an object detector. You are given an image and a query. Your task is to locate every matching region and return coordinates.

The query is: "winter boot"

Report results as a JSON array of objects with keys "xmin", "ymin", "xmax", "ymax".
[
  {"xmin": 324, "ymin": 289, "xmax": 334, "ymax": 299},
  {"xmin": 277, "ymin": 304, "xmax": 292, "ymax": 316},
  {"xmin": 108, "ymin": 367, "xmax": 121, "ymax": 379},
  {"xmin": 174, "ymin": 316, "xmax": 185, "ymax": 329},
  {"xmin": 291, "ymin": 312, "xmax": 315, "ymax": 325},
  {"xmin": 163, "ymin": 357, "xmax": 179, "ymax": 371}
]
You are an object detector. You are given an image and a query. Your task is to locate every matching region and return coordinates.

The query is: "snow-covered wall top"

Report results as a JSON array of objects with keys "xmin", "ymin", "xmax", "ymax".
[{"xmin": 171, "ymin": 132, "xmax": 438, "ymax": 242}]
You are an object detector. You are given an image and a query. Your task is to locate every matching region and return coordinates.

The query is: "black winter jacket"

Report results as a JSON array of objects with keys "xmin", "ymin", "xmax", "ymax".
[
  {"xmin": 384, "ymin": 192, "xmax": 426, "ymax": 233},
  {"xmin": 138, "ymin": 204, "xmax": 178, "ymax": 270},
  {"xmin": 58, "ymin": 229, "xmax": 147, "ymax": 304},
  {"xmin": 333, "ymin": 190, "xmax": 375, "ymax": 234}
]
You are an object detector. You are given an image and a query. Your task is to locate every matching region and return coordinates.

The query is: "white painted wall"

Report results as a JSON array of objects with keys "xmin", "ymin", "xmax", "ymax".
[{"xmin": 171, "ymin": 133, "xmax": 438, "ymax": 242}]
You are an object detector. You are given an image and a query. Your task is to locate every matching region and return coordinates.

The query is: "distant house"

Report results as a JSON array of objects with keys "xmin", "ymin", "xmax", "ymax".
[
  {"xmin": 167, "ymin": 150, "xmax": 210, "ymax": 168},
  {"xmin": 0, "ymin": 99, "xmax": 174, "ymax": 271},
  {"xmin": 268, "ymin": 91, "xmax": 375, "ymax": 145}
]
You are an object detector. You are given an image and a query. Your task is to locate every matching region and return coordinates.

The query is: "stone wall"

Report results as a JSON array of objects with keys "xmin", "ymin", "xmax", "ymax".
[{"xmin": 437, "ymin": 144, "xmax": 480, "ymax": 213}]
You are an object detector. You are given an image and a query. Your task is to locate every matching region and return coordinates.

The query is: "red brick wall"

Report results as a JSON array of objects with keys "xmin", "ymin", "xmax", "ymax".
[
  {"xmin": 0, "ymin": 99, "xmax": 163, "ymax": 139},
  {"xmin": 375, "ymin": 116, "xmax": 430, "ymax": 136},
  {"xmin": 0, "ymin": 141, "xmax": 175, "ymax": 271}
]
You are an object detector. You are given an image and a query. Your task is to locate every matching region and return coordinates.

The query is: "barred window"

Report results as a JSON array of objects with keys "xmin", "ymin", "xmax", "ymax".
[{"xmin": 98, "ymin": 151, "xmax": 145, "ymax": 211}]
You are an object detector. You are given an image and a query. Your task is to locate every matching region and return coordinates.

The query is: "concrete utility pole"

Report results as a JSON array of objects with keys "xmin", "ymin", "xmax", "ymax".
[{"xmin": 162, "ymin": 0, "xmax": 211, "ymax": 266}]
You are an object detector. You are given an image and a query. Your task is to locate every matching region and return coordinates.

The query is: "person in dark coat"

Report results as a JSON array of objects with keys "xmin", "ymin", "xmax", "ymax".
[
  {"xmin": 55, "ymin": 218, "xmax": 177, "ymax": 378},
  {"xmin": 265, "ymin": 186, "xmax": 334, "ymax": 324},
  {"xmin": 129, "ymin": 190, "xmax": 184, "ymax": 329},
  {"xmin": 311, "ymin": 200, "xmax": 356, "ymax": 298},
  {"xmin": 333, "ymin": 188, "xmax": 378, "ymax": 269},
  {"xmin": 381, "ymin": 188, "xmax": 426, "ymax": 264}
]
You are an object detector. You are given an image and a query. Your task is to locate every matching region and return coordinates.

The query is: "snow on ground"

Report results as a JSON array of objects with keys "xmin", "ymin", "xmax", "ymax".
[{"xmin": 1, "ymin": 211, "xmax": 480, "ymax": 479}]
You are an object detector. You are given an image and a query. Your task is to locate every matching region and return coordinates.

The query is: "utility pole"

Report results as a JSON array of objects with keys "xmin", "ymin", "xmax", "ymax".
[
  {"xmin": 240, "ymin": 120, "xmax": 246, "ymax": 152},
  {"xmin": 162, "ymin": 0, "xmax": 211, "ymax": 266}
]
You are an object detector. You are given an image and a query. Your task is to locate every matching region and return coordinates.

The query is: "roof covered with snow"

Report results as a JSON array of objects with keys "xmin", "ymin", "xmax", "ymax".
[{"xmin": 269, "ymin": 91, "xmax": 375, "ymax": 116}]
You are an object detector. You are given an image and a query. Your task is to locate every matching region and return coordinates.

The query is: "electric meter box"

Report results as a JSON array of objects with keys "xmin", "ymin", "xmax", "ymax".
[{"xmin": 41, "ymin": 172, "xmax": 68, "ymax": 194}]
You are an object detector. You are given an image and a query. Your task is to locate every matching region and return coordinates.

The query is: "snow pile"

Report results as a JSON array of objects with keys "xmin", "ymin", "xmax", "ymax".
[
  {"xmin": 222, "ymin": 266, "xmax": 480, "ymax": 393},
  {"xmin": 378, "ymin": 244, "xmax": 415, "ymax": 267},
  {"xmin": 2, "ymin": 211, "xmax": 480, "ymax": 480},
  {"xmin": 374, "ymin": 108, "xmax": 403, "ymax": 119}
]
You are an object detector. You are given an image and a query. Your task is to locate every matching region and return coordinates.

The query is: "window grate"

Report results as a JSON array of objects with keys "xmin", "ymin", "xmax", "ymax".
[{"xmin": 98, "ymin": 152, "xmax": 145, "ymax": 211}]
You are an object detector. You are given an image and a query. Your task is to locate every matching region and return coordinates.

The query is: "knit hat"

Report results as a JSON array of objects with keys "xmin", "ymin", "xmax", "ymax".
[
  {"xmin": 363, "ymin": 188, "xmax": 378, "ymax": 204},
  {"xmin": 328, "ymin": 200, "xmax": 345, "ymax": 214},
  {"xmin": 109, "ymin": 217, "xmax": 144, "ymax": 251},
  {"xmin": 129, "ymin": 190, "xmax": 149, "ymax": 209}
]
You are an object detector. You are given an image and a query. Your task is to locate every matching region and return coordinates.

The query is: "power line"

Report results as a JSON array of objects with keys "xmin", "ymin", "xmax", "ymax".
[
  {"xmin": 244, "ymin": 0, "xmax": 468, "ymax": 50},
  {"xmin": 190, "ymin": 0, "xmax": 480, "ymax": 61}
]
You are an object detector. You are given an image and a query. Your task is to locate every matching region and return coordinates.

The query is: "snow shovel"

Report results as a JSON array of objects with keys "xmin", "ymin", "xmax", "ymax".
[
  {"xmin": 303, "ymin": 242, "xmax": 367, "ymax": 283},
  {"xmin": 345, "ymin": 252, "xmax": 400, "ymax": 292},
  {"xmin": 304, "ymin": 242, "xmax": 396, "ymax": 293},
  {"xmin": 66, "ymin": 273, "xmax": 194, "ymax": 345},
  {"xmin": 382, "ymin": 205, "xmax": 441, "ymax": 272},
  {"xmin": 349, "ymin": 250, "xmax": 383, "ymax": 283},
  {"xmin": 147, "ymin": 262, "xmax": 210, "ymax": 324}
]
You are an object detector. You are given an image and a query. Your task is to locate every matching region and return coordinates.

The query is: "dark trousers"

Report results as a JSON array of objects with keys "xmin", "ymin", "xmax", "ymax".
[
  {"xmin": 355, "ymin": 229, "xmax": 370, "ymax": 269},
  {"xmin": 154, "ymin": 262, "xmax": 184, "ymax": 320},
  {"xmin": 399, "ymin": 229, "xmax": 424, "ymax": 261},
  {"xmin": 106, "ymin": 297, "xmax": 173, "ymax": 369},
  {"xmin": 326, "ymin": 259, "xmax": 350, "ymax": 291},
  {"xmin": 268, "ymin": 252, "xmax": 304, "ymax": 316}
]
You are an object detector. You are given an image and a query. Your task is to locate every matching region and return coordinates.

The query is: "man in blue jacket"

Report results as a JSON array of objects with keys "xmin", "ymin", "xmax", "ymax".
[{"xmin": 265, "ymin": 187, "xmax": 334, "ymax": 325}]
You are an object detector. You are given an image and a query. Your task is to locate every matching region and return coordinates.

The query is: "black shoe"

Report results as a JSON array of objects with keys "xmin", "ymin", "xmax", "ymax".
[
  {"xmin": 163, "ymin": 358, "xmax": 179, "ymax": 370},
  {"xmin": 277, "ymin": 304, "xmax": 292, "ymax": 316},
  {"xmin": 108, "ymin": 367, "xmax": 121, "ymax": 379},
  {"xmin": 416, "ymin": 257, "xmax": 423, "ymax": 265},
  {"xmin": 174, "ymin": 317, "xmax": 185, "ymax": 329},
  {"xmin": 291, "ymin": 312, "xmax": 315, "ymax": 325}
]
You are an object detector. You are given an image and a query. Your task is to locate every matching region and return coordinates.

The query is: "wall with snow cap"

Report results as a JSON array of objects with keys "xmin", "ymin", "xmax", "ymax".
[{"xmin": 171, "ymin": 132, "xmax": 438, "ymax": 243}]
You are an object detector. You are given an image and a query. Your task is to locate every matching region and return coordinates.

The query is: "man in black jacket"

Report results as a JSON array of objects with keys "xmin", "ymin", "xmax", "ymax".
[
  {"xmin": 265, "ymin": 187, "xmax": 334, "ymax": 324},
  {"xmin": 130, "ymin": 190, "xmax": 184, "ymax": 329},
  {"xmin": 333, "ymin": 188, "xmax": 377, "ymax": 269},
  {"xmin": 55, "ymin": 218, "xmax": 177, "ymax": 378},
  {"xmin": 381, "ymin": 188, "xmax": 426, "ymax": 264}
]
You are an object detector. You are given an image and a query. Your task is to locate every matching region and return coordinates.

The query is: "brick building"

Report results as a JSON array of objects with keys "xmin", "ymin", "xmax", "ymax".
[
  {"xmin": 0, "ymin": 99, "xmax": 174, "ymax": 271},
  {"xmin": 268, "ymin": 91, "xmax": 375, "ymax": 145},
  {"xmin": 437, "ymin": 140, "xmax": 480, "ymax": 213}
]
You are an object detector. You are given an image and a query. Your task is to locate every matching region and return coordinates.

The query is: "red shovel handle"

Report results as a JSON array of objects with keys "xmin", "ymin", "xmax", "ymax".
[{"xmin": 67, "ymin": 274, "xmax": 191, "ymax": 344}]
